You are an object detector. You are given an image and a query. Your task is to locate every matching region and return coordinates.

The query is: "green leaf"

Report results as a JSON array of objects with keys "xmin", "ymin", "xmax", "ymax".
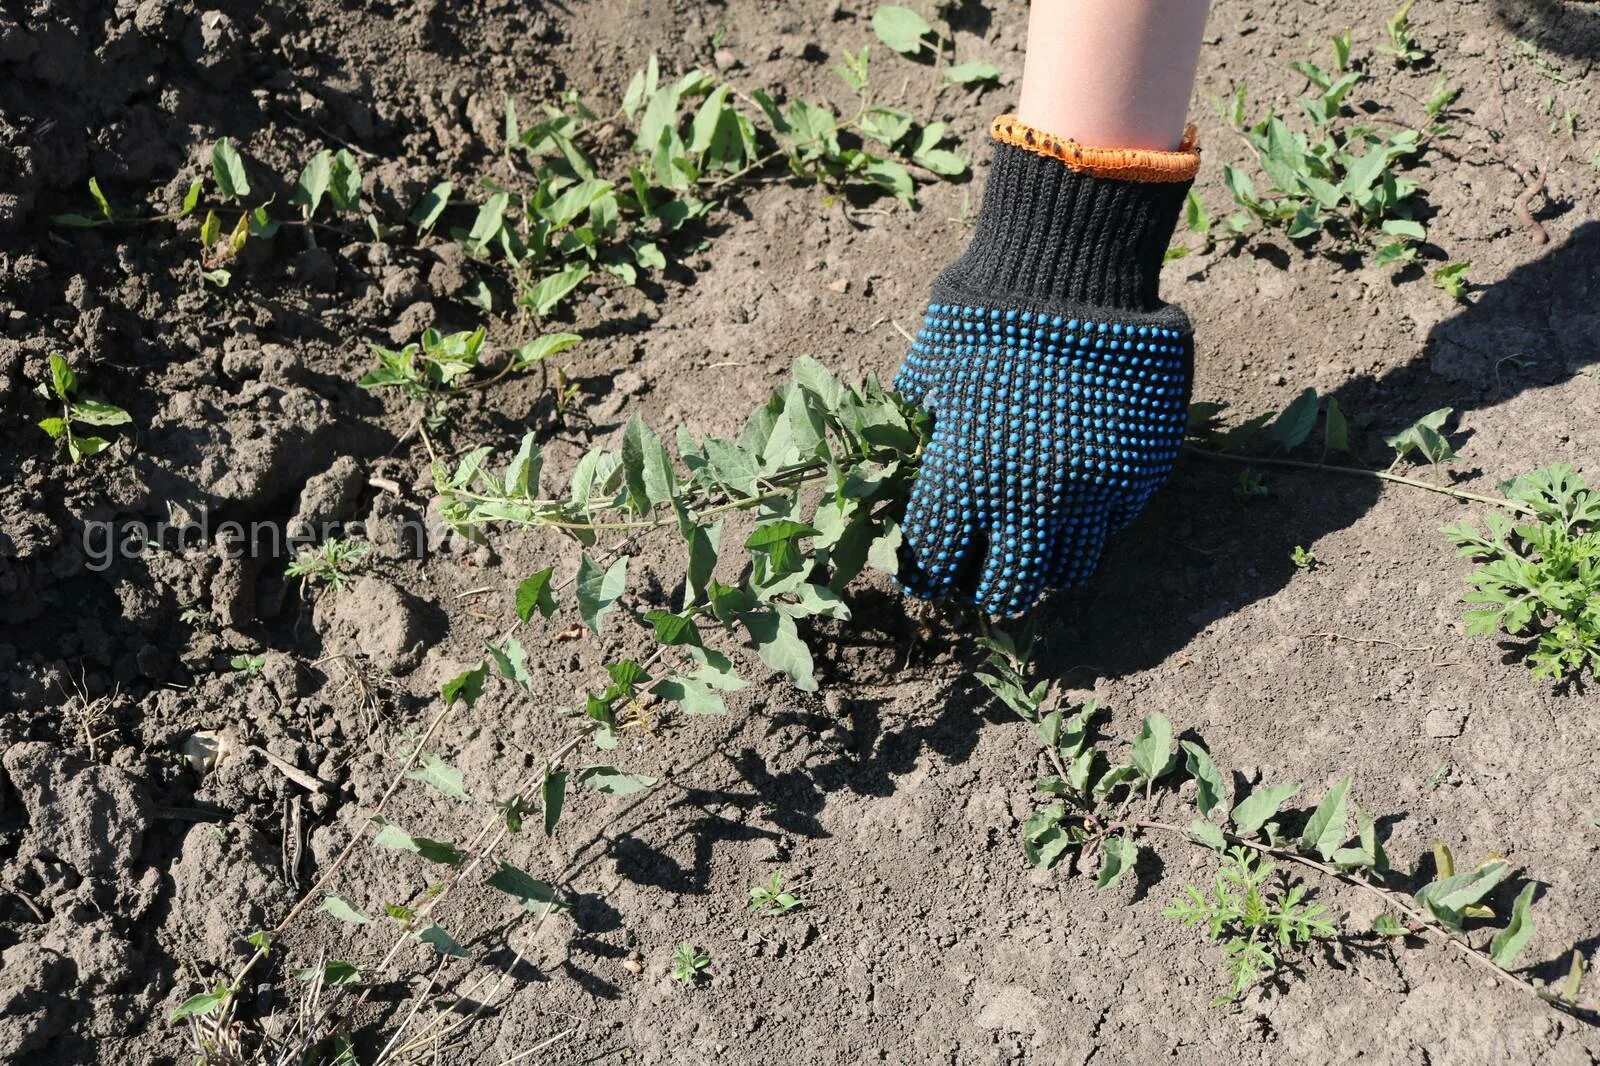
[
  {"xmin": 645, "ymin": 610, "xmax": 701, "ymax": 646},
  {"xmin": 513, "ymin": 332, "xmax": 582, "ymax": 370},
  {"xmin": 292, "ymin": 150, "xmax": 332, "ymax": 217},
  {"xmin": 740, "ymin": 609, "xmax": 817, "ymax": 691},
  {"xmin": 1414, "ymin": 860, "xmax": 1510, "ymax": 928},
  {"xmin": 1131, "ymin": 713, "xmax": 1176, "ymax": 783},
  {"xmin": 296, "ymin": 961, "xmax": 361, "ymax": 986},
  {"xmin": 69, "ymin": 399, "xmax": 132, "ymax": 427},
  {"xmin": 1324, "ymin": 396, "xmax": 1350, "ymax": 453},
  {"xmin": 577, "ymin": 765, "xmax": 658, "ymax": 795},
  {"xmin": 406, "ymin": 753, "xmax": 470, "ymax": 802},
  {"xmin": 370, "ymin": 816, "xmax": 463, "ymax": 866},
  {"xmin": 1380, "ymin": 217, "xmax": 1426, "ymax": 240},
  {"xmin": 328, "ymin": 149, "xmax": 362, "ymax": 212},
  {"xmin": 542, "ymin": 769, "xmax": 567, "ymax": 836},
  {"xmin": 199, "ymin": 209, "xmax": 222, "ymax": 251},
  {"xmin": 1298, "ymin": 776, "xmax": 1352, "ymax": 860},
  {"xmin": 1262, "ymin": 388, "xmax": 1320, "ymax": 450},
  {"xmin": 655, "ymin": 671, "xmax": 729, "ymax": 715},
  {"xmin": 1097, "ymin": 834, "xmax": 1137, "ymax": 890},
  {"xmin": 621, "ymin": 415, "xmax": 675, "ymax": 512},
  {"xmin": 943, "ymin": 61, "xmax": 1002, "ymax": 85},
  {"xmin": 515, "ymin": 568, "xmax": 557, "ymax": 622},
  {"xmin": 1371, "ymin": 913, "xmax": 1410, "ymax": 938},
  {"xmin": 88, "ymin": 176, "xmax": 112, "ymax": 220},
  {"xmin": 37, "ymin": 417, "xmax": 67, "ymax": 439},
  {"xmin": 1188, "ymin": 819, "xmax": 1227, "ymax": 850},
  {"xmin": 1489, "ymin": 883, "xmax": 1536, "ymax": 968},
  {"xmin": 170, "ymin": 986, "xmax": 230, "ymax": 1022},
  {"xmin": 212, "ymin": 138, "xmax": 251, "ymax": 201},
  {"xmin": 179, "ymin": 179, "xmax": 202, "ymax": 217},
  {"xmin": 417, "ymin": 924, "xmax": 469, "ymax": 958},
  {"xmin": 49, "ymin": 353, "xmax": 76, "ymax": 402},
  {"xmin": 487, "ymin": 861, "xmax": 569, "ymax": 914},
  {"xmin": 524, "ymin": 263, "xmax": 591, "ymax": 317},
  {"xmin": 685, "ymin": 521, "xmax": 721, "ymax": 609},
  {"xmin": 441, "ymin": 662, "xmax": 488, "ymax": 708},
  {"xmin": 410, "ymin": 181, "xmax": 454, "ymax": 233},
  {"xmin": 1230, "ymin": 782, "xmax": 1301, "ymax": 835},
  {"xmin": 317, "ymin": 894, "xmax": 371, "ymax": 925},
  {"xmin": 575, "ymin": 554, "xmax": 629, "ymax": 634},
  {"xmin": 1180, "ymin": 741, "xmax": 1227, "ymax": 817},
  {"xmin": 68, "ymin": 435, "xmax": 110, "ymax": 462},
  {"xmin": 872, "ymin": 5, "xmax": 933, "ymax": 53},
  {"xmin": 1184, "ymin": 188, "xmax": 1211, "ymax": 236}
]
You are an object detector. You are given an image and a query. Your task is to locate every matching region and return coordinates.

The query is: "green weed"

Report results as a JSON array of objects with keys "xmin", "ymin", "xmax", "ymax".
[
  {"xmin": 1164, "ymin": 847, "xmax": 1336, "ymax": 1004},
  {"xmin": 285, "ymin": 538, "xmax": 371, "ymax": 595},
  {"xmin": 748, "ymin": 872, "xmax": 806, "ymax": 916},
  {"xmin": 671, "ymin": 942, "xmax": 711, "ymax": 986},
  {"xmin": 1378, "ymin": 2, "xmax": 1428, "ymax": 67},
  {"xmin": 1221, "ymin": 36, "xmax": 1427, "ymax": 264},
  {"xmin": 1443, "ymin": 465, "xmax": 1600, "ymax": 682},
  {"xmin": 1432, "ymin": 261, "xmax": 1470, "ymax": 301},
  {"xmin": 36, "ymin": 353, "xmax": 132, "ymax": 464},
  {"xmin": 230, "ymin": 654, "xmax": 265, "ymax": 675},
  {"xmin": 1291, "ymin": 545, "xmax": 1317, "ymax": 570}
]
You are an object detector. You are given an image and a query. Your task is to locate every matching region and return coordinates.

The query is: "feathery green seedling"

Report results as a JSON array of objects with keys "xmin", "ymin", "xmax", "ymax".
[
  {"xmin": 748, "ymin": 872, "xmax": 807, "ymax": 916},
  {"xmin": 1221, "ymin": 36, "xmax": 1428, "ymax": 265},
  {"xmin": 1443, "ymin": 465, "xmax": 1600, "ymax": 682},
  {"xmin": 1165, "ymin": 847, "xmax": 1336, "ymax": 1004},
  {"xmin": 671, "ymin": 942, "xmax": 711, "ymax": 985},
  {"xmin": 36, "ymin": 354, "xmax": 132, "ymax": 464},
  {"xmin": 1378, "ymin": 2, "xmax": 1428, "ymax": 67},
  {"xmin": 286, "ymin": 538, "xmax": 371, "ymax": 595}
]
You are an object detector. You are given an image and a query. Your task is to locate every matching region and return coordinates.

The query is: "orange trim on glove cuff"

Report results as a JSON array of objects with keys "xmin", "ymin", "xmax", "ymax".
[{"xmin": 991, "ymin": 114, "xmax": 1200, "ymax": 183}]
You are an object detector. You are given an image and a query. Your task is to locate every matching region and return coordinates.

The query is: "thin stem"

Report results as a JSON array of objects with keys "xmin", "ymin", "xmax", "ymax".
[{"xmin": 1183, "ymin": 445, "xmax": 1537, "ymax": 516}]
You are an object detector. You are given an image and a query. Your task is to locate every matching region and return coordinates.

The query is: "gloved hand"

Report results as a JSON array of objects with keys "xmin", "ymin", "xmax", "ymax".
[{"xmin": 894, "ymin": 115, "xmax": 1200, "ymax": 616}]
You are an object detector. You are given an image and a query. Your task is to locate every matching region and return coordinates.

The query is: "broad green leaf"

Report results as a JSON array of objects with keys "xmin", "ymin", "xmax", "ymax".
[
  {"xmin": 170, "ymin": 986, "xmax": 229, "ymax": 1022},
  {"xmin": 656, "ymin": 670, "xmax": 730, "ymax": 715},
  {"xmin": 70, "ymin": 399, "xmax": 132, "ymax": 426},
  {"xmin": 542, "ymin": 769, "xmax": 567, "ymax": 836},
  {"xmin": 406, "ymin": 753, "xmax": 470, "ymax": 801},
  {"xmin": 292, "ymin": 150, "xmax": 332, "ymax": 217},
  {"xmin": 524, "ymin": 263, "xmax": 591, "ymax": 317},
  {"xmin": 212, "ymin": 138, "xmax": 251, "ymax": 200},
  {"xmin": 1380, "ymin": 218, "xmax": 1425, "ymax": 240},
  {"xmin": 1262, "ymin": 388, "xmax": 1320, "ymax": 450},
  {"xmin": 943, "ymin": 61, "xmax": 1002, "ymax": 85},
  {"xmin": 441, "ymin": 662, "xmax": 488, "ymax": 708},
  {"xmin": 487, "ymin": 861, "xmax": 569, "ymax": 914},
  {"xmin": 1097, "ymin": 834, "xmax": 1137, "ymax": 890},
  {"xmin": 512, "ymin": 332, "xmax": 582, "ymax": 370},
  {"xmin": 417, "ymin": 924, "xmax": 469, "ymax": 958},
  {"xmin": 68, "ymin": 435, "xmax": 111, "ymax": 462},
  {"xmin": 466, "ymin": 191, "xmax": 508, "ymax": 248},
  {"xmin": 872, "ymin": 5, "xmax": 933, "ymax": 54},
  {"xmin": 739, "ymin": 609, "xmax": 817, "ymax": 691},
  {"xmin": 37, "ymin": 417, "xmax": 67, "ymax": 439},
  {"xmin": 1489, "ymin": 883, "xmax": 1536, "ymax": 968},
  {"xmin": 88, "ymin": 176, "xmax": 112, "ymax": 219},
  {"xmin": 1189, "ymin": 819, "xmax": 1226, "ymax": 850},
  {"xmin": 575, "ymin": 554, "xmax": 629, "ymax": 634},
  {"xmin": 515, "ymin": 568, "xmax": 556, "ymax": 621},
  {"xmin": 317, "ymin": 894, "xmax": 371, "ymax": 925},
  {"xmin": 1131, "ymin": 713, "xmax": 1176, "ymax": 783},
  {"xmin": 1414, "ymin": 860, "xmax": 1509, "ymax": 927},
  {"xmin": 685, "ymin": 521, "xmax": 721, "ymax": 609},
  {"xmin": 1230, "ymin": 782, "xmax": 1301, "ymax": 835},
  {"xmin": 577, "ymin": 765, "xmax": 658, "ymax": 795},
  {"xmin": 1181, "ymin": 741, "xmax": 1227, "ymax": 817},
  {"xmin": 296, "ymin": 960, "xmax": 361, "ymax": 986},
  {"xmin": 370, "ymin": 816, "xmax": 462, "ymax": 865},
  {"xmin": 1324, "ymin": 396, "xmax": 1350, "ymax": 452},
  {"xmin": 328, "ymin": 149, "xmax": 361, "ymax": 212},
  {"xmin": 1298, "ymin": 776, "xmax": 1352, "ymax": 860},
  {"xmin": 1371, "ymin": 913, "xmax": 1410, "ymax": 938},
  {"xmin": 49, "ymin": 353, "xmax": 76, "ymax": 401},
  {"xmin": 409, "ymin": 181, "xmax": 454, "ymax": 233},
  {"xmin": 645, "ymin": 610, "xmax": 700, "ymax": 646}
]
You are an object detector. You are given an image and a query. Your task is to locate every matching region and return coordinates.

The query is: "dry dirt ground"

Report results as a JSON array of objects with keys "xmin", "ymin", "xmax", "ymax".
[{"xmin": 3, "ymin": 0, "xmax": 1600, "ymax": 1063}]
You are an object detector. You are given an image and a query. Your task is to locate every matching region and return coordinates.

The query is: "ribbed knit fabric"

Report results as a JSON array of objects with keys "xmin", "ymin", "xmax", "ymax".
[{"xmin": 893, "ymin": 124, "xmax": 1197, "ymax": 616}]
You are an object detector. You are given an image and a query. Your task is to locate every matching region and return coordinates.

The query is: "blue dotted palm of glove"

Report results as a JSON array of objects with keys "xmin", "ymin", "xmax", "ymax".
[{"xmin": 894, "ymin": 301, "xmax": 1192, "ymax": 615}]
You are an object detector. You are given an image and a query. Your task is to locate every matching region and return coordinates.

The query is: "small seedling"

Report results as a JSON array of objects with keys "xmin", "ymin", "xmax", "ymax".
[
  {"xmin": 1432, "ymin": 261, "xmax": 1470, "ymax": 301},
  {"xmin": 1165, "ymin": 847, "xmax": 1337, "ymax": 1004},
  {"xmin": 1291, "ymin": 546, "xmax": 1317, "ymax": 570},
  {"xmin": 1385, "ymin": 408, "xmax": 1459, "ymax": 471},
  {"xmin": 230, "ymin": 654, "xmax": 266, "ymax": 675},
  {"xmin": 748, "ymin": 871, "xmax": 806, "ymax": 916},
  {"xmin": 1378, "ymin": 2, "xmax": 1428, "ymax": 67},
  {"xmin": 286, "ymin": 538, "xmax": 371, "ymax": 595},
  {"xmin": 36, "ymin": 354, "xmax": 132, "ymax": 463},
  {"xmin": 1234, "ymin": 469, "xmax": 1269, "ymax": 500},
  {"xmin": 359, "ymin": 327, "xmax": 488, "ymax": 401},
  {"xmin": 1443, "ymin": 465, "xmax": 1600, "ymax": 682},
  {"xmin": 670, "ymin": 942, "xmax": 710, "ymax": 985}
]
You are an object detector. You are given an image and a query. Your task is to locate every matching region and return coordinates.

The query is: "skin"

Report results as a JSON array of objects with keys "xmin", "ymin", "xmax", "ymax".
[{"xmin": 1017, "ymin": 0, "xmax": 1213, "ymax": 151}]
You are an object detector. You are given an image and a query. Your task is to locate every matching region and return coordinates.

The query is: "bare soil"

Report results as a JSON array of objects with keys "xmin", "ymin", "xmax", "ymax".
[{"xmin": 2, "ymin": 0, "xmax": 1599, "ymax": 1063}]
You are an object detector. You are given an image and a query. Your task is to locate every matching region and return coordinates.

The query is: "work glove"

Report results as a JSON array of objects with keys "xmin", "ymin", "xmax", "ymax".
[{"xmin": 894, "ymin": 115, "xmax": 1200, "ymax": 616}]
